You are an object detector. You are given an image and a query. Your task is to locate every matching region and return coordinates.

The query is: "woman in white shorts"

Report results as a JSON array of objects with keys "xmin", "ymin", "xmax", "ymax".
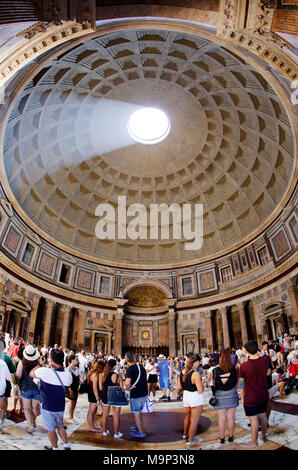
[{"xmin": 178, "ymin": 354, "xmax": 204, "ymax": 446}]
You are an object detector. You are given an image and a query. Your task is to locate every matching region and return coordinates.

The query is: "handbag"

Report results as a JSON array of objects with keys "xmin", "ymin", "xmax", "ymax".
[
  {"xmin": 209, "ymin": 381, "xmax": 217, "ymax": 407},
  {"xmin": 141, "ymin": 397, "xmax": 154, "ymax": 413},
  {"xmin": 78, "ymin": 377, "xmax": 88, "ymax": 394},
  {"xmin": 107, "ymin": 386, "xmax": 129, "ymax": 406}
]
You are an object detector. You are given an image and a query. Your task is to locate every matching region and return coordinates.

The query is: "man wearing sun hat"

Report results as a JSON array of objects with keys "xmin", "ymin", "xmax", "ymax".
[
  {"xmin": 157, "ymin": 354, "xmax": 172, "ymax": 401},
  {"xmin": 0, "ymin": 338, "xmax": 12, "ymax": 434}
]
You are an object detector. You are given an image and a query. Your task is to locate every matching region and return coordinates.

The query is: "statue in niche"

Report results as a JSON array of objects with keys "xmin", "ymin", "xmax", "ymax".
[
  {"xmin": 186, "ymin": 339, "xmax": 195, "ymax": 354},
  {"xmin": 275, "ymin": 320, "xmax": 283, "ymax": 340},
  {"xmin": 96, "ymin": 338, "xmax": 105, "ymax": 354}
]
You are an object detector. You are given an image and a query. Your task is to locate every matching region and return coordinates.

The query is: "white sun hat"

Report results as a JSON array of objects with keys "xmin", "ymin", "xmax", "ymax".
[{"xmin": 23, "ymin": 345, "xmax": 40, "ymax": 361}]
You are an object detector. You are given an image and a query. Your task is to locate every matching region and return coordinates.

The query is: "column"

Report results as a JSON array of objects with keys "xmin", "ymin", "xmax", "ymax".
[
  {"xmin": 238, "ymin": 301, "xmax": 248, "ymax": 345},
  {"xmin": 3, "ymin": 306, "xmax": 12, "ymax": 333},
  {"xmin": 42, "ymin": 299, "xmax": 54, "ymax": 347},
  {"xmin": 107, "ymin": 334, "xmax": 111, "ymax": 355},
  {"xmin": 251, "ymin": 297, "xmax": 263, "ymax": 343},
  {"xmin": 28, "ymin": 294, "xmax": 41, "ymax": 343},
  {"xmin": 90, "ymin": 330, "xmax": 95, "ymax": 354},
  {"xmin": 219, "ymin": 307, "xmax": 230, "ymax": 349},
  {"xmin": 19, "ymin": 316, "xmax": 26, "ymax": 338},
  {"xmin": 60, "ymin": 304, "xmax": 71, "ymax": 349},
  {"xmin": 76, "ymin": 309, "xmax": 86, "ymax": 351},
  {"xmin": 153, "ymin": 319, "xmax": 159, "ymax": 349},
  {"xmin": 114, "ymin": 308, "xmax": 124, "ymax": 356},
  {"xmin": 286, "ymin": 278, "xmax": 298, "ymax": 330},
  {"xmin": 205, "ymin": 310, "xmax": 214, "ymax": 353},
  {"xmin": 168, "ymin": 308, "xmax": 177, "ymax": 357},
  {"xmin": 0, "ymin": 272, "xmax": 7, "ymax": 302},
  {"xmin": 15, "ymin": 314, "xmax": 22, "ymax": 338}
]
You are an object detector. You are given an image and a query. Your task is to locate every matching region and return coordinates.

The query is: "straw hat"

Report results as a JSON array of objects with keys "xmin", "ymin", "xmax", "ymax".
[{"xmin": 23, "ymin": 345, "xmax": 40, "ymax": 361}]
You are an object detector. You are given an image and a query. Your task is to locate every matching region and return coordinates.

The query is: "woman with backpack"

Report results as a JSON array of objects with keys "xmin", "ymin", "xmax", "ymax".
[
  {"xmin": 15, "ymin": 345, "xmax": 43, "ymax": 433},
  {"xmin": 101, "ymin": 359, "xmax": 123, "ymax": 439},
  {"xmin": 212, "ymin": 348, "xmax": 239, "ymax": 444}
]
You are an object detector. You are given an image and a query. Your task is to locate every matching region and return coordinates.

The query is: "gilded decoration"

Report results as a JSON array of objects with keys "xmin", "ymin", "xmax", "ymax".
[{"xmin": 126, "ymin": 286, "xmax": 166, "ymax": 308}]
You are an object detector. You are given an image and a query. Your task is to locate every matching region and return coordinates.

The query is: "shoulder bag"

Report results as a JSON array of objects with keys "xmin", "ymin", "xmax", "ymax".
[
  {"xmin": 51, "ymin": 366, "xmax": 68, "ymax": 396},
  {"xmin": 107, "ymin": 364, "xmax": 141, "ymax": 406}
]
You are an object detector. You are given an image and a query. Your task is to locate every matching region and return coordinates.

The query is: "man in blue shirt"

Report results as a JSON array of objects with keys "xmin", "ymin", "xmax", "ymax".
[{"xmin": 157, "ymin": 355, "xmax": 172, "ymax": 401}]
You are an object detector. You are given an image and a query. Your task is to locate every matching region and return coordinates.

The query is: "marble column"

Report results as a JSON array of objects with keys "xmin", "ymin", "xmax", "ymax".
[
  {"xmin": 15, "ymin": 314, "xmax": 22, "ymax": 338},
  {"xmin": 42, "ymin": 299, "xmax": 54, "ymax": 347},
  {"xmin": 3, "ymin": 306, "xmax": 12, "ymax": 333},
  {"xmin": 153, "ymin": 319, "xmax": 159, "ymax": 348},
  {"xmin": 238, "ymin": 301, "xmax": 248, "ymax": 345},
  {"xmin": 205, "ymin": 310, "xmax": 214, "ymax": 353},
  {"xmin": 251, "ymin": 297, "xmax": 263, "ymax": 343},
  {"xmin": 60, "ymin": 304, "xmax": 71, "ymax": 349},
  {"xmin": 219, "ymin": 307, "xmax": 230, "ymax": 349},
  {"xmin": 77, "ymin": 309, "xmax": 86, "ymax": 351},
  {"xmin": 114, "ymin": 309, "xmax": 124, "ymax": 356},
  {"xmin": 107, "ymin": 334, "xmax": 111, "ymax": 355},
  {"xmin": 28, "ymin": 294, "xmax": 41, "ymax": 343},
  {"xmin": 19, "ymin": 316, "xmax": 26, "ymax": 338},
  {"xmin": 90, "ymin": 330, "xmax": 95, "ymax": 354},
  {"xmin": 286, "ymin": 278, "xmax": 298, "ymax": 330},
  {"xmin": 0, "ymin": 274, "xmax": 7, "ymax": 318},
  {"xmin": 168, "ymin": 308, "xmax": 177, "ymax": 357}
]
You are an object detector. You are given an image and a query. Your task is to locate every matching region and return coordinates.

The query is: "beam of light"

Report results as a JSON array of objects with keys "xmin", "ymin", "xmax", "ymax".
[{"xmin": 127, "ymin": 107, "xmax": 170, "ymax": 145}]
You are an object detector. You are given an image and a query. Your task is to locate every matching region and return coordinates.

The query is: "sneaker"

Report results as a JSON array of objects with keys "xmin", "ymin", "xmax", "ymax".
[
  {"xmin": 187, "ymin": 438, "xmax": 203, "ymax": 446},
  {"xmin": 44, "ymin": 446, "xmax": 54, "ymax": 450},
  {"xmin": 0, "ymin": 427, "xmax": 5, "ymax": 435},
  {"xmin": 69, "ymin": 418, "xmax": 79, "ymax": 425},
  {"xmin": 259, "ymin": 437, "xmax": 267, "ymax": 445},
  {"xmin": 129, "ymin": 431, "xmax": 146, "ymax": 438},
  {"xmin": 167, "ymin": 396, "xmax": 171, "ymax": 402},
  {"xmin": 182, "ymin": 434, "xmax": 189, "ymax": 439},
  {"xmin": 103, "ymin": 430, "xmax": 110, "ymax": 436},
  {"xmin": 130, "ymin": 426, "xmax": 138, "ymax": 432},
  {"xmin": 114, "ymin": 432, "xmax": 123, "ymax": 439},
  {"xmin": 160, "ymin": 395, "xmax": 167, "ymax": 400},
  {"xmin": 153, "ymin": 397, "xmax": 159, "ymax": 402}
]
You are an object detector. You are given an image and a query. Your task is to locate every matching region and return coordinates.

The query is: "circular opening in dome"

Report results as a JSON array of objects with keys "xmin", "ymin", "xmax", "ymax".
[{"xmin": 127, "ymin": 107, "xmax": 170, "ymax": 145}]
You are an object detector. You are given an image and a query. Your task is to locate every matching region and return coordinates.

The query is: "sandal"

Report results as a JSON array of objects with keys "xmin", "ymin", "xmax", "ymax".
[{"xmin": 216, "ymin": 438, "xmax": 225, "ymax": 444}]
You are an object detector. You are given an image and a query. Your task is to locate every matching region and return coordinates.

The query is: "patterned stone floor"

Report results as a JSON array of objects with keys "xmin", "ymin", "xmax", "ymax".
[{"xmin": 0, "ymin": 388, "xmax": 297, "ymax": 451}]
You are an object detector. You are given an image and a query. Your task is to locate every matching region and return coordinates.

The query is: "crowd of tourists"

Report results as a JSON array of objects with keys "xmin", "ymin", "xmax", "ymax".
[{"xmin": 0, "ymin": 332, "xmax": 297, "ymax": 449}]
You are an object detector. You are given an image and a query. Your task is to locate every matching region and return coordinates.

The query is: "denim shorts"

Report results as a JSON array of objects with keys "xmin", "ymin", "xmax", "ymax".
[
  {"xmin": 0, "ymin": 394, "xmax": 5, "ymax": 399},
  {"xmin": 159, "ymin": 377, "xmax": 170, "ymax": 389},
  {"xmin": 21, "ymin": 389, "xmax": 41, "ymax": 401},
  {"xmin": 130, "ymin": 395, "xmax": 147, "ymax": 413},
  {"xmin": 41, "ymin": 406, "xmax": 64, "ymax": 431}
]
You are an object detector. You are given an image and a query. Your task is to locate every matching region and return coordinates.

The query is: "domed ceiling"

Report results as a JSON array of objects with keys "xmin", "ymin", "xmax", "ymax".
[{"xmin": 3, "ymin": 28, "xmax": 295, "ymax": 266}]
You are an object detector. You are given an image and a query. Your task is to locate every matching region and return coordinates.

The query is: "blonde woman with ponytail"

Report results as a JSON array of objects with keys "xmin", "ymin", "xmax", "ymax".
[{"xmin": 178, "ymin": 354, "xmax": 205, "ymax": 446}]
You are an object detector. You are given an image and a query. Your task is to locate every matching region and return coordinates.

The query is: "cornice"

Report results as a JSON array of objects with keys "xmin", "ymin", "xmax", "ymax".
[
  {"xmin": 176, "ymin": 252, "xmax": 297, "ymax": 310},
  {"xmin": 0, "ymin": 248, "xmax": 296, "ymax": 312},
  {"xmin": 0, "ymin": 21, "xmax": 94, "ymax": 84},
  {"xmin": 0, "ymin": 251, "xmax": 116, "ymax": 309}
]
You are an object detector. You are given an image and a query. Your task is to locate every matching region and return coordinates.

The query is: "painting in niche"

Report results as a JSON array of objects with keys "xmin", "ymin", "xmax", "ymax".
[{"xmin": 142, "ymin": 331, "xmax": 149, "ymax": 340}]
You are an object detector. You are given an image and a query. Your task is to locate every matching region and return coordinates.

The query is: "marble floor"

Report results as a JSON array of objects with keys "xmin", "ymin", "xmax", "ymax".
[{"xmin": 0, "ymin": 388, "xmax": 297, "ymax": 451}]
